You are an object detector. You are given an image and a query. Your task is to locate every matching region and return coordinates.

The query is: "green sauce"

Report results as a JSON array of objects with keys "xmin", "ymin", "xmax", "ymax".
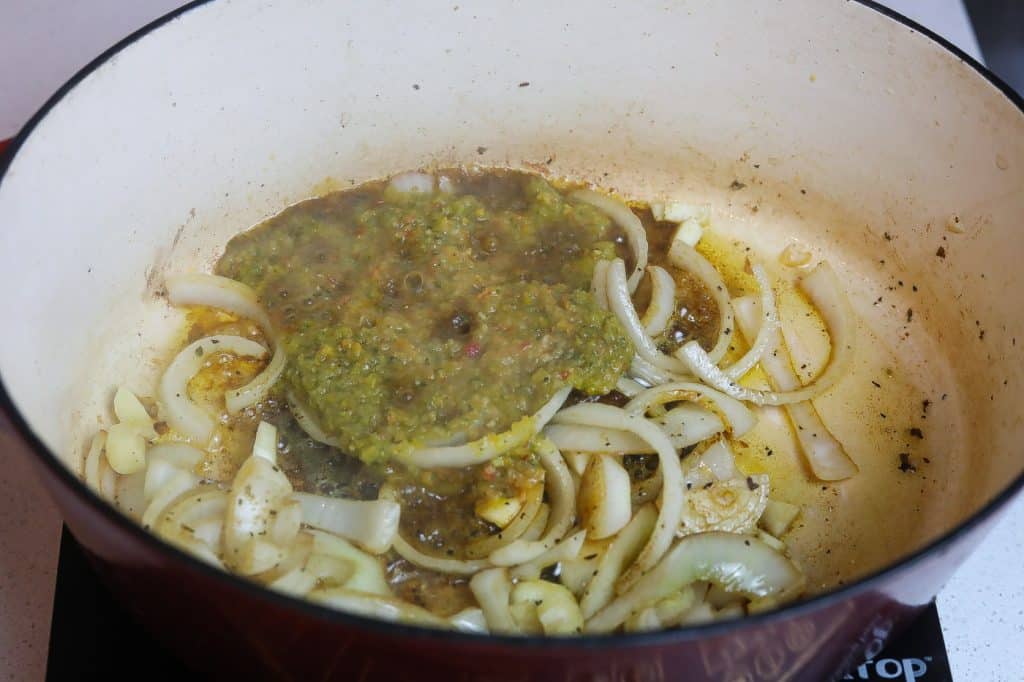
[{"xmin": 217, "ymin": 169, "xmax": 632, "ymax": 463}]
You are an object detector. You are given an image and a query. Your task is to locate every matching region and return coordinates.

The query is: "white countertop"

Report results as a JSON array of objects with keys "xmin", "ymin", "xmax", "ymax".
[{"xmin": 0, "ymin": 1, "xmax": 1019, "ymax": 680}]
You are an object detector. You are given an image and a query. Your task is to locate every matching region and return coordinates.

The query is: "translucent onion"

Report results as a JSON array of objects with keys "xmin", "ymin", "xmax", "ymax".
[
  {"xmin": 449, "ymin": 608, "xmax": 489, "ymax": 635},
  {"xmin": 551, "ymin": 404, "xmax": 682, "ymax": 589},
  {"xmin": 510, "ymin": 529, "xmax": 587, "ymax": 581},
  {"xmin": 166, "ymin": 273, "xmax": 284, "ymax": 414},
  {"xmin": 165, "ymin": 273, "xmax": 270, "ymax": 329},
  {"xmin": 287, "ymin": 393, "xmax": 342, "ymax": 448},
  {"xmin": 585, "ymin": 532, "xmax": 805, "ymax": 633},
  {"xmin": 760, "ymin": 498, "xmax": 801, "ymax": 537},
  {"xmin": 223, "ymin": 454, "xmax": 294, "ymax": 574},
  {"xmin": 159, "ymin": 335, "xmax": 268, "ymax": 444},
  {"xmin": 310, "ymin": 588, "xmax": 451, "ymax": 628},
  {"xmin": 578, "ymin": 454, "xmax": 631, "ymax": 540},
  {"xmin": 390, "ymin": 533, "xmax": 489, "ymax": 575},
  {"xmin": 579, "ymin": 504, "xmax": 657, "ymax": 619},
  {"xmin": 469, "ymin": 567, "xmax": 518, "ymax": 634},
  {"xmin": 570, "ymin": 189, "xmax": 648, "ymax": 292},
  {"xmin": 677, "ymin": 263, "xmax": 854, "ymax": 407},
  {"xmin": 721, "ymin": 264, "xmax": 778, "ymax": 380},
  {"xmin": 293, "ymin": 492, "xmax": 400, "ymax": 554},
  {"xmin": 605, "ymin": 259, "xmax": 689, "ymax": 374},
  {"xmin": 83, "ymin": 432, "xmax": 108, "ymax": 494},
  {"xmin": 666, "ymin": 240, "xmax": 735, "ymax": 363},
  {"xmin": 308, "ymin": 530, "xmax": 391, "ymax": 596},
  {"xmin": 545, "ymin": 404, "xmax": 723, "ymax": 455},
  {"xmin": 640, "ymin": 266, "xmax": 676, "ymax": 337},
  {"xmin": 625, "ymin": 382, "xmax": 756, "ymax": 438},
  {"xmin": 407, "ymin": 387, "xmax": 571, "ymax": 468},
  {"xmin": 154, "ymin": 486, "xmax": 227, "ymax": 566},
  {"xmin": 467, "ymin": 482, "xmax": 544, "ymax": 559},
  {"xmin": 511, "ymin": 580, "xmax": 584, "ymax": 635},
  {"xmin": 489, "ymin": 437, "xmax": 576, "ymax": 567},
  {"xmin": 251, "ymin": 420, "xmax": 278, "ymax": 464},
  {"xmin": 732, "ymin": 294, "xmax": 858, "ymax": 480},
  {"xmin": 226, "ymin": 345, "xmax": 286, "ymax": 414},
  {"xmin": 615, "ymin": 376, "xmax": 645, "ymax": 398}
]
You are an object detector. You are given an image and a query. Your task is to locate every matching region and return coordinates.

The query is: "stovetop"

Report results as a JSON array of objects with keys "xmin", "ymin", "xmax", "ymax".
[{"xmin": 46, "ymin": 529, "xmax": 954, "ymax": 681}]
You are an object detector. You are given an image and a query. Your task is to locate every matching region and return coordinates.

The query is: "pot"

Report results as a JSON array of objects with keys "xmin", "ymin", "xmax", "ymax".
[{"xmin": 0, "ymin": 1, "xmax": 1021, "ymax": 679}]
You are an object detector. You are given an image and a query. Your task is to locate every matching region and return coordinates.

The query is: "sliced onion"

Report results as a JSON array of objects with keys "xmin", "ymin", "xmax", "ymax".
[
  {"xmin": 390, "ymin": 532, "xmax": 489, "ymax": 575},
  {"xmin": 223, "ymin": 454, "xmax": 294, "ymax": 574},
  {"xmin": 83, "ymin": 432, "xmax": 108, "ymax": 494},
  {"xmin": 640, "ymin": 266, "xmax": 676, "ymax": 337},
  {"xmin": 166, "ymin": 274, "xmax": 284, "ymax": 414},
  {"xmin": 467, "ymin": 478, "xmax": 544, "ymax": 559},
  {"xmin": 225, "ymin": 344, "xmax": 286, "ymax": 414},
  {"xmin": 615, "ymin": 377, "xmax": 645, "ymax": 398},
  {"xmin": 578, "ymin": 454, "xmax": 631, "ymax": 540},
  {"xmin": 154, "ymin": 486, "xmax": 227, "ymax": 565},
  {"xmin": 520, "ymin": 504, "xmax": 550, "ymax": 542},
  {"xmin": 678, "ymin": 263, "xmax": 854, "ymax": 407},
  {"xmin": 606, "ymin": 259, "xmax": 689, "ymax": 374},
  {"xmin": 310, "ymin": 588, "xmax": 451, "ymax": 628},
  {"xmin": 721, "ymin": 264, "xmax": 778, "ymax": 380},
  {"xmin": 407, "ymin": 387, "xmax": 570, "ymax": 468},
  {"xmin": 546, "ymin": 404, "xmax": 723, "ymax": 455},
  {"xmin": 293, "ymin": 492, "xmax": 399, "ymax": 554},
  {"xmin": 624, "ymin": 586, "xmax": 698, "ymax": 632},
  {"xmin": 159, "ymin": 335, "xmax": 268, "ymax": 444},
  {"xmin": 449, "ymin": 608, "xmax": 488, "ymax": 634},
  {"xmin": 166, "ymin": 273, "xmax": 270, "ymax": 329},
  {"xmin": 308, "ymin": 529, "xmax": 391, "ymax": 596},
  {"xmin": 251, "ymin": 421, "xmax": 278, "ymax": 464},
  {"xmin": 628, "ymin": 355, "xmax": 683, "ymax": 386},
  {"xmin": 585, "ymin": 532, "xmax": 805, "ymax": 633},
  {"xmin": 625, "ymin": 382, "xmax": 756, "ymax": 438},
  {"xmin": 489, "ymin": 437, "xmax": 576, "ymax": 566},
  {"xmin": 666, "ymin": 240, "xmax": 735, "ymax": 363},
  {"xmin": 551, "ymin": 404, "xmax": 682, "ymax": 589},
  {"xmin": 115, "ymin": 469, "xmax": 147, "ymax": 520},
  {"xmin": 732, "ymin": 293, "xmax": 858, "ymax": 480},
  {"xmin": 287, "ymin": 392, "xmax": 342, "ymax": 448},
  {"xmin": 579, "ymin": 504, "xmax": 657, "ymax": 619},
  {"xmin": 510, "ymin": 529, "xmax": 587, "ymax": 581},
  {"xmin": 760, "ymin": 498, "xmax": 801, "ymax": 537},
  {"xmin": 469, "ymin": 567, "xmax": 518, "ymax": 634},
  {"xmin": 141, "ymin": 468, "xmax": 197, "ymax": 529},
  {"xmin": 591, "ymin": 260, "xmax": 610, "ymax": 310},
  {"xmin": 570, "ymin": 189, "xmax": 647, "ymax": 292},
  {"xmin": 389, "ymin": 171, "xmax": 435, "ymax": 194},
  {"xmin": 696, "ymin": 439, "xmax": 740, "ymax": 481},
  {"xmin": 511, "ymin": 580, "xmax": 584, "ymax": 635}
]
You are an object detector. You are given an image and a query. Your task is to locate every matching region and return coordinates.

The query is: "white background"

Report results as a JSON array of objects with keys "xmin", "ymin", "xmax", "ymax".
[{"xmin": 0, "ymin": 1, "xmax": 1019, "ymax": 680}]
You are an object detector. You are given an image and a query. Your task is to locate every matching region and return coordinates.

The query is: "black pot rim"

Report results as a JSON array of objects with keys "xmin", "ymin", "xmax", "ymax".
[{"xmin": 0, "ymin": 0, "xmax": 1021, "ymax": 652}]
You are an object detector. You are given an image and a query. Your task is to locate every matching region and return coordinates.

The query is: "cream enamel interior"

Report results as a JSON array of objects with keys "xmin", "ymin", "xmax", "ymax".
[{"xmin": 0, "ymin": 0, "xmax": 1022, "ymax": 596}]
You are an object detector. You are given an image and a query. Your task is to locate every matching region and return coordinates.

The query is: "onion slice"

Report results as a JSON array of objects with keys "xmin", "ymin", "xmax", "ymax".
[
  {"xmin": 571, "ymin": 189, "xmax": 648, "ymax": 293},
  {"xmin": 721, "ymin": 263, "xmax": 778, "ymax": 380},
  {"xmin": 579, "ymin": 504, "xmax": 657, "ymax": 619},
  {"xmin": 407, "ymin": 387, "xmax": 571, "ymax": 468},
  {"xmin": 551, "ymin": 404, "xmax": 682, "ymax": 589},
  {"xmin": 677, "ymin": 263, "xmax": 854, "ymax": 407},
  {"xmin": 469, "ymin": 567, "xmax": 518, "ymax": 634},
  {"xmin": 159, "ymin": 334, "xmax": 268, "ymax": 444},
  {"xmin": 165, "ymin": 273, "xmax": 270, "ymax": 329},
  {"xmin": 166, "ymin": 273, "xmax": 284, "ymax": 414},
  {"xmin": 640, "ymin": 266, "xmax": 676, "ymax": 337},
  {"xmin": 293, "ymin": 493, "xmax": 400, "ymax": 554},
  {"xmin": 625, "ymin": 382, "xmax": 756, "ymax": 438},
  {"xmin": 310, "ymin": 588, "xmax": 451, "ymax": 628},
  {"xmin": 489, "ymin": 437, "xmax": 576, "ymax": 566},
  {"xmin": 606, "ymin": 259, "xmax": 689, "ymax": 374},
  {"xmin": 585, "ymin": 532, "xmax": 805, "ymax": 633},
  {"xmin": 732, "ymin": 295, "xmax": 858, "ymax": 480},
  {"xmin": 666, "ymin": 240, "xmax": 735, "ymax": 363},
  {"xmin": 390, "ymin": 533, "xmax": 489, "ymax": 575},
  {"xmin": 591, "ymin": 260, "xmax": 611, "ymax": 310}
]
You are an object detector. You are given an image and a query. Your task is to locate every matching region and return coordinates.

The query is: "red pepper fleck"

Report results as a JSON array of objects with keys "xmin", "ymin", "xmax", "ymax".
[
  {"xmin": 481, "ymin": 465, "xmax": 496, "ymax": 481},
  {"xmin": 559, "ymin": 370, "xmax": 570, "ymax": 380},
  {"xmin": 464, "ymin": 341, "xmax": 482, "ymax": 358}
]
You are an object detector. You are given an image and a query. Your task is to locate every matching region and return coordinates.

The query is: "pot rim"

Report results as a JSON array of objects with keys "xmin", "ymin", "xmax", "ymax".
[{"xmin": 0, "ymin": 0, "xmax": 1021, "ymax": 651}]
